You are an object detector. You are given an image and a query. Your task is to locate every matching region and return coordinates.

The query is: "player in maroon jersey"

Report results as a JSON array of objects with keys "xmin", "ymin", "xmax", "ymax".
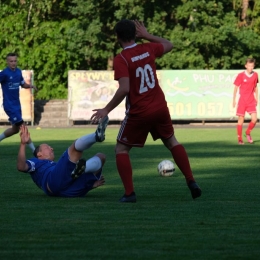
[
  {"xmin": 233, "ymin": 58, "xmax": 258, "ymax": 145},
  {"xmin": 91, "ymin": 19, "xmax": 201, "ymax": 202}
]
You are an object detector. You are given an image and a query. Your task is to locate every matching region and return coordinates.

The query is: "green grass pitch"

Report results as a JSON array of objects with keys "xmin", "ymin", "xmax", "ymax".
[{"xmin": 1, "ymin": 126, "xmax": 260, "ymax": 259}]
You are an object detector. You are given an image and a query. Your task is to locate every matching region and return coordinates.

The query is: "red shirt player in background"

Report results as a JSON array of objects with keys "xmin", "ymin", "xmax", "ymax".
[
  {"xmin": 91, "ymin": 19, "xmax": 201, "ymax": 202},
  {"xmin": 233, "ymin": 58, "xmax": 258, "ymax": 145}
]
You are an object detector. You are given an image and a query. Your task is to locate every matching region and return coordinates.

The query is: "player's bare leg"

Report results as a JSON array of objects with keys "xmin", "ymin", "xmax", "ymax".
[
  {"xmin": 0, "ymin": 123, "xmax": 35, "ymax": 152},
  {"xmin": 0, "ymin": 124, "xmax": 19, "ymax": 140}
]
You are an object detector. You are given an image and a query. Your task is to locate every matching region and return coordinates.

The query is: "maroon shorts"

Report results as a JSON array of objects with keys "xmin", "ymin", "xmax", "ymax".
[{"xmin": 117, "ymin": 106, "xmax": 173, "ymax": 147}]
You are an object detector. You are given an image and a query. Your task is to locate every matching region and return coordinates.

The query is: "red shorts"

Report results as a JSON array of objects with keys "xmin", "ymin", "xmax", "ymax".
[
  {"xmin": 236, "ymin": 100, "xmax": 257, "ymax": 116},
  {"xmin": 117, "ymin": 106, "xmax": 173, "ymax": 147}
]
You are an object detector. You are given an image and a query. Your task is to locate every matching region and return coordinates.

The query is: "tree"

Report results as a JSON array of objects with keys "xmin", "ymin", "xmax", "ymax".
[
  {"xmin": 166, "ymin": 0, "xmax": 260, "ymax": 69},
  {"xmin": 1, "ymin": 0, "xmax": 260, "ymax": 99},
  {"xmin": 0, "ymin": 0, "xmax": 78, "ymax": 99}
]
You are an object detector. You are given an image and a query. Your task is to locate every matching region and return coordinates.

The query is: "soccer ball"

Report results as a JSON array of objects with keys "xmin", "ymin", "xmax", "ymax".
[{"xmin": 157, "ymin": 160, "xmax": 175, "ymax": 177}]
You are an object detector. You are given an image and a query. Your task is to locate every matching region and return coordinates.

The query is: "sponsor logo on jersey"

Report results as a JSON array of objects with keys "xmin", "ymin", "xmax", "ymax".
[{"xmin": 131, "ymin": 52, "xmax": 149, "ymax": 62}]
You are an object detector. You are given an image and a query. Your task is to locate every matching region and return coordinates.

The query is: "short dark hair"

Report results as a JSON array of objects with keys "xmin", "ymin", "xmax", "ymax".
[
  {"xmin": 33, "ymin": 145, "xmax": 40, "ymax": 158},
  {"xmin": 114, "ymin": 19, "xmax": 136, "ymax": 42},
  {"xmin": 246, "ymin": 58, "xmax": 255, "ymax": 64},
  {"xmin": 6, "ymin": 53, "xmax": 18, "ymax": 59}
]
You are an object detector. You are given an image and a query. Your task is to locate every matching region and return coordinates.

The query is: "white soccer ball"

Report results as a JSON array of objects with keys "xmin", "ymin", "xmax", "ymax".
[{"xmin": 158, "ymin": 160, "xmax": 175, "ymax": 177}]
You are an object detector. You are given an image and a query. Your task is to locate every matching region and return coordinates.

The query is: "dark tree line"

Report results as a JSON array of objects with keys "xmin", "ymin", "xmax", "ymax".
[{"xmin": 0, "ymin": 0, "xmax": 259, "ymax": 99}]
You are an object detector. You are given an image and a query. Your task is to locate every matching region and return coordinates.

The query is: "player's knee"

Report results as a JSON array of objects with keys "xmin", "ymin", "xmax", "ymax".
[
  {"xmin": 115, "ymin": 143, "xmax": 130, "ymax": 154},
  {"xmin": 115, "ymin": 149, "xmax": 130, "ymax": 155},
  {"xmin": 238, "ymin": 116, "xmax": 244, "ymax": 124},
  {"xmin": 251, "ymin": 117, "xmax": 258, "ymax": 124},
  {"xmin": 13, "ymin": 127, "xmax": 20, "ymax": 134},
  {"xmin": 163, "ymin": 135, "xmax": 179, "ymax": 150},
  {"xmin": 96, "ymin": 153, "xmax": 106, "ymax": 166},
  {"xmin": 12, "ymin": 121, "xmax": 23, "ymax": 134}
]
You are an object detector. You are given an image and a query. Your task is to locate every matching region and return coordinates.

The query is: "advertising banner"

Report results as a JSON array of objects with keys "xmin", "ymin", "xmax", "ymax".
[
  {"xmin": 160, "ymin": 70, "xmax": 258, "ymax": 120},
  {"xmin": 0, "ymin": 70, "xmax": 33, "ymax": 122},
  {"xmin": 68, "ymin": 70, "xmax": 260, "ymax": 120},
  {"xmin": 68, "ymin": 70, "xmax": 124, "ymax": 120}
]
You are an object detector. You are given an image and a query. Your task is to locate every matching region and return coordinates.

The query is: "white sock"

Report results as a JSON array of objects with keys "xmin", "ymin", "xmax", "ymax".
[
  {"xmin": 75, "ymin": 133, "xmax": 96, "ymax": 152},
  {"xmin": 27, "ymin": 142, "xmax": 35, "ymax": 152},
  {"xmin": 0, "ymin": 133, "xmax": 6, "ymax": 141},
  {"xmin": 85, "ymin": 156, "xmax": 102, "ymax": 173}
]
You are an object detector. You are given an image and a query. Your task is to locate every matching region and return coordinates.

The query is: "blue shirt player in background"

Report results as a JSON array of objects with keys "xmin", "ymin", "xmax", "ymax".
[
  {"xmin": 0, "ymin": 53, "xmax": 37, "ymax": 152},
  {"xmin": 17, "ymin": 116, "xmax": 109, "ymax": 197}
]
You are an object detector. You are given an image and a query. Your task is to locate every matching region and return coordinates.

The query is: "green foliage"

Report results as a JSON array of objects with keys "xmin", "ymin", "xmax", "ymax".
[
  {"xmin": 0, "ymin": 0, "xmax": 260, "ymax": 98},
  {"xmin": 169, "ymin": 0, "xmax": 260, "ymax": 69},
  {"xmin": 0, "ymin": 1, "xmax": 74, "ymax": 99}
]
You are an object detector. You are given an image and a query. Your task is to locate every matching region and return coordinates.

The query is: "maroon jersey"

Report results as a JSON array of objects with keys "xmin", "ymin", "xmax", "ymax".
[
  {"xmin": 114, "ymin": 42, "xmax": 167, "ymax": 117},
  {"xmin": 234, "ymin": 71, "xmax": 258, "ymax": 103}
]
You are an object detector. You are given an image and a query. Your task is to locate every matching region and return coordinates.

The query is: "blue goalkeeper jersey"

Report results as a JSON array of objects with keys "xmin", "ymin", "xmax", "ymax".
[
  {"xmin": 0, "ymin": 67, "xmax": 25, "ymax": 109},
  {"xmin": 25, "ymin": 158, "xmax": 56, "ymax": 191}
]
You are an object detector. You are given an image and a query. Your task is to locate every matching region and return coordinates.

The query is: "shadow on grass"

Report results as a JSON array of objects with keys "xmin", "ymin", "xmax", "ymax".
[
  {"xmin": 1, "ymin": 136, "xmax": 259, "ymax": 199},
  {"xmin": 1, "ymin": 131, "xmax": 260, "ymax": 259}
]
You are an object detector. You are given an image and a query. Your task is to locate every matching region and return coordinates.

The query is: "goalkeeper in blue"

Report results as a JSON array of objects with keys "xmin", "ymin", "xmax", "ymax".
[{"xmin": 17, "ymin": 116, "xmax": 109, "ymax": 197}]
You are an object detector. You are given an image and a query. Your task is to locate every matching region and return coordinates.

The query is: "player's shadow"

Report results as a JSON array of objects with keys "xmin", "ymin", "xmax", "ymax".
[
  {"xmin": 249, "ymin": 140, "xmax": 259, "ymax": 144},
  {"xmin": 34, "ymin": 100, "xmax": 49, "ymax": 125}
]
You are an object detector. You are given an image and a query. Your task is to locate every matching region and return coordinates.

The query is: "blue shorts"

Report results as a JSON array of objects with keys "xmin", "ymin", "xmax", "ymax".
[
  {"xmin": 4, "ymin": 107, "xmax": 23, "ymax": 125},
  {"xmin": 44, "ymin": 150, "xmax": 102, "ymax": 197}
]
